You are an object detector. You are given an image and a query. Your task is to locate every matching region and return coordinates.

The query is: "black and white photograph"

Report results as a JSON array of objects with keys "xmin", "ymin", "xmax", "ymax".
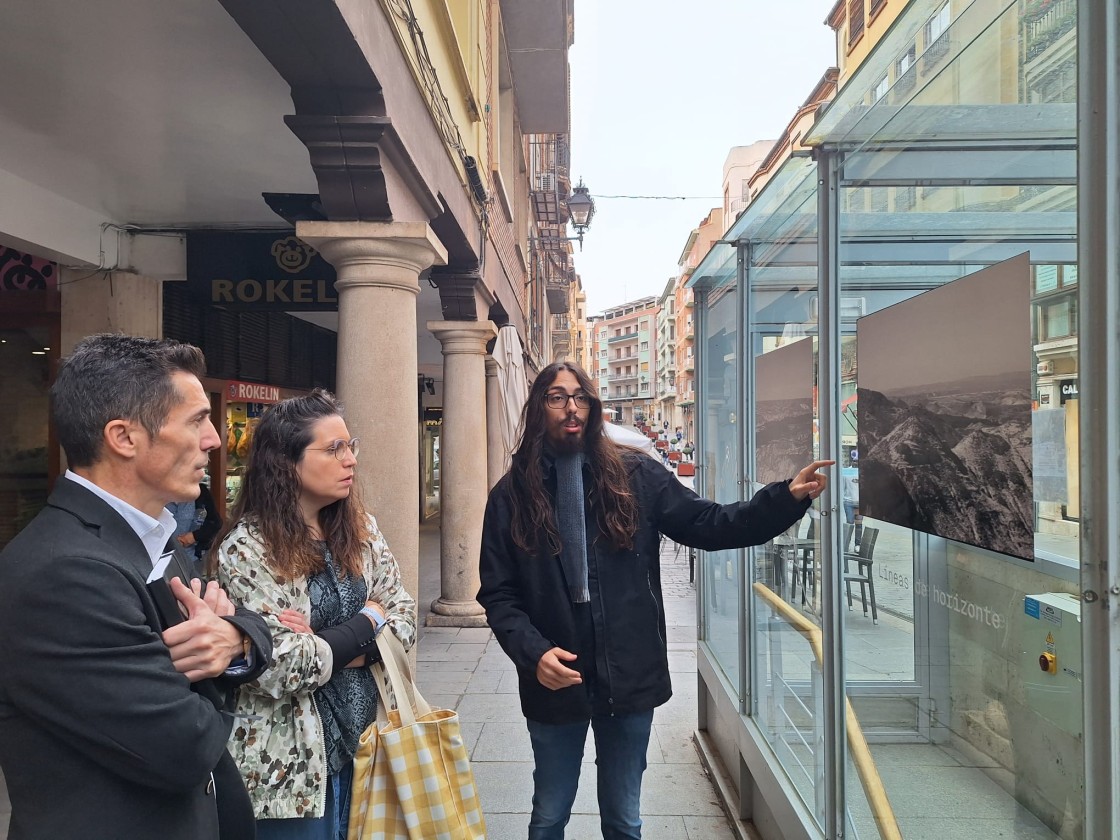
[
  {"xmin": 754, "ymin": 337, "xmax": 814, "ymax": 485},
  {"xmin": 856, "ymin": 254, "xmax": 1034, "ymax": 561}
]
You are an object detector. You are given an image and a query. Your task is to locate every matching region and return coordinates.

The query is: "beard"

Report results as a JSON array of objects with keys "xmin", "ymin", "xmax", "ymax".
[{"xmin": 549, "ymin": 424, "xmax": 586, "ymax": 454}]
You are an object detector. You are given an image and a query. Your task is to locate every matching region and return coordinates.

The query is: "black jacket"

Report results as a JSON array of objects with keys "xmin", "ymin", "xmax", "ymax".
[
  {"xmin": 0, "ymin": 478, "xmax": 271, "ymax": 840},
  {"xmin": 478, "ymin": 453, "xmax": 809, "ymax": 724}
]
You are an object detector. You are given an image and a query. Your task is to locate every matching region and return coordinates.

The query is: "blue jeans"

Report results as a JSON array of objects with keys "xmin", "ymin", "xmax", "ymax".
[
  {"xmin": 257, "ymin": 761, "xmax": 354, "ymax": 840},
  {"xmin": 526, "ymin": 710, "xmax": 654, "ymax": 840}
]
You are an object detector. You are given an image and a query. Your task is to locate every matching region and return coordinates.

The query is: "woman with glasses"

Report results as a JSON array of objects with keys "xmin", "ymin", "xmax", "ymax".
[{"xmin": 210, "ymin": 388, "xmax": 416, "ymax": 840}]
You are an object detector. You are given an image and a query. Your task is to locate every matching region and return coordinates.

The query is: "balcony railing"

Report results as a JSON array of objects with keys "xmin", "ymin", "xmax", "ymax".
[
  {"xmin": 607, "ymin": 333, "xmax": 638, "ymax": 344},
  {"xmin": 1024, "ymin": 0, "xmax": 1075, "ymax": 63}
]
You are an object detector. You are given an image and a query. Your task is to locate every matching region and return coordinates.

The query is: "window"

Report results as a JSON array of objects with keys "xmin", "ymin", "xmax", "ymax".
[
  {"xmin": 640, "ymin": 341, "xmax": 649, "ymax": 351},
  {"xmin": 895, "ymin": 185, "xmax": 916, "ymax": 212},
  {"xmin": 848, "ymin": 0, "xmax": 865, "ymax": 46},
  {"xmin": 1039, "ymin": 294, "xmax": 1077, "ymax": 341},
  {"xmin": 1034, "ymin": 264, "xmax": 1078, "ymax": 295},
  {"xmin": 872, "ymin": 74, "xmax": 889, "ymax": 102},
  {"xmin": 870, "ymin": 0, "xmax": 886, "ymax": 14},
  {"xmin": 897, "ymin": 43, "xmax": 916, "ymax": 76},
  {"xmin": 924, "ymin": 2, "xmax": 951, "ymax": 63}
]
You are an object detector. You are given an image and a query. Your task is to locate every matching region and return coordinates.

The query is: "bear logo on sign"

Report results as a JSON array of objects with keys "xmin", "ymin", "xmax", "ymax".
[{"xmin": 271, "ymin": 236, "xmax": 316, "ymax": 274}]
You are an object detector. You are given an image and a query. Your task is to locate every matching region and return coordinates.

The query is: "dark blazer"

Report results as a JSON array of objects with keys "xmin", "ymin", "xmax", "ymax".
[{"xmin": 0, "ymin": 477, "xmax": 271, "ymax": 840}]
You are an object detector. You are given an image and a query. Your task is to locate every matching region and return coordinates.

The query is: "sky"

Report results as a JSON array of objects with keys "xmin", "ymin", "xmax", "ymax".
[{"xmin": 569, "ymin": 1, "xmax": 838, "ymax": 315}]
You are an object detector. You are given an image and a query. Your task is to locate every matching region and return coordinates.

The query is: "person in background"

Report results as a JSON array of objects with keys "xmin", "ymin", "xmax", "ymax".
[
  {"xmin": 478, "ymin": 361, "xmax": 831, "ymax": 840},
  {"xmin": 0, "ymin": 333, "xmax": 271, "ymax": 840},
  {"xmin": 167, "ymin": 480, "xmax": 222, "ymax": 562},
  {"xmin": 213, "ymin": 388, "xmax": 417, "ymax": 840},
  {"xmin": 841, "ymin": 455, "xmax": 863, "ymax": 550}
]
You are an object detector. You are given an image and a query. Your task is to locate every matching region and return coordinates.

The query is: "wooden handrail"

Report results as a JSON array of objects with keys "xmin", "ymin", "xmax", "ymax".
[{"xmin": 753, "ymin": 582, "xmax": 903, "ymax": 840}]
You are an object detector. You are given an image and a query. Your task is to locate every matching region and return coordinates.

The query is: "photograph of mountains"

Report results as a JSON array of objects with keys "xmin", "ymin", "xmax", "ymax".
[
  {"xmin": 755, "ymin": 337, "xmax": 814, "ymax": 484},
  {"xmin": 856, "ymin": 254, "xmax": 1034, "ymax": 561}
]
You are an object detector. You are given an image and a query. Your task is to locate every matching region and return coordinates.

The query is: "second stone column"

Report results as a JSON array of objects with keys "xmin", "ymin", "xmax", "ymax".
[{"xmin": 427, "ymin": 320, "xmax": 497, "ymax": 626}]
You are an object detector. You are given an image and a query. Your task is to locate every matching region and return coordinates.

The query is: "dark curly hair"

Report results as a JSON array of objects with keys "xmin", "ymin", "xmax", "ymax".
[
  {"xmin": 508, "ymin": 362, "xmax": 638, "ymax": 555},
  {"xmin": 210, "ymin": 389, "xmax": 369, "ymax": 581}
]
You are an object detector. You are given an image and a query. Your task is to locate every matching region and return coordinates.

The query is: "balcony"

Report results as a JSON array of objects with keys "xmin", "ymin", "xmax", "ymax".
[
  {"xmin": 1024, "ymin": 0, "xmax": 1075, "ymax": 63},
  {"xmin": 531, "ymin": 172, "xmax": 572, "ymax": 226},
  {"xmin": 607, "ymin": 333, "xmax": 638, "ymax": 344},
  {"xmin": 546, "ymin": 278, "xmax": 569, "ymax": 314},
  {"xmin": 499, "ymin": 3, "xmax": 572, "ymax": 133},
  {"xmin": 610, "ymin": 371, "xmax": 639, "ymax": 383}
]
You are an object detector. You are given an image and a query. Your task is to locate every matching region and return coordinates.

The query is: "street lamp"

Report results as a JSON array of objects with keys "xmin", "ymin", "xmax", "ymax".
[
  {"xmin": 566, "ymin": 179, "xmax": 595, "ymax": 248},
  {"xmin": 532, "ymin": 178, "xmax": 596, "ymax": 251}
]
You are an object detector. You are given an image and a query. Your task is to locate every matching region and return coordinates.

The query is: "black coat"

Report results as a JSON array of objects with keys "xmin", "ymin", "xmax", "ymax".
[
  {"xmin": 0, "ymin": 478, "xmax": 271, "ymax": 840},
  {"xmin": 478, "ymin": 453, "xmax": 809, "ymax": 724}
]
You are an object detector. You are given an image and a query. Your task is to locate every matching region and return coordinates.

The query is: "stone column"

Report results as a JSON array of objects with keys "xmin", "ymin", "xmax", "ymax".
[
  {"xmin": 297, "ymin": 222, "xmax": 447, "ymax": 606},
  {"xmin": 484, "ymin": 356, "xmax": 505, "ymax": 489},
  {"xmin": 427, "ymin": 320, "xmax": 497, "ymax": 626}
]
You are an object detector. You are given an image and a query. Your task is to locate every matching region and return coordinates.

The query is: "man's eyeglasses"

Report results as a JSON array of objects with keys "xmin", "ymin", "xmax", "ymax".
[
  {"xmin": 310, "ymin": 438, "xmax": 360, "ymax": 460},
  {"xmin": 544, "ymin": 392, "xmax": 592, "ymax": 410}
]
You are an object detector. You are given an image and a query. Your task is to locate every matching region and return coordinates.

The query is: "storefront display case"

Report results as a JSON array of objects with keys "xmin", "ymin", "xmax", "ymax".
[{"xmin": 201, "ymin": 378, "xmax": 309, "ymax": 518}]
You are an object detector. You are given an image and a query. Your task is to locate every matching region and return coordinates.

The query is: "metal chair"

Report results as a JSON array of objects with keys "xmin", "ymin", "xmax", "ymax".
[
  {"xmin": 843, "ymin": 527, "xmax": 880, "ymax": 623},
  {"xmin": 787, "ymin": 519, "xmax": 815, "ymax": 606}
]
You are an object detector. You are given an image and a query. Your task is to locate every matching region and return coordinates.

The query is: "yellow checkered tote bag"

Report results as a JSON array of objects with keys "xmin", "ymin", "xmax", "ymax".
[{"xmin": 348, "ymin": 631, "xmax": 486, "ymax": 840}]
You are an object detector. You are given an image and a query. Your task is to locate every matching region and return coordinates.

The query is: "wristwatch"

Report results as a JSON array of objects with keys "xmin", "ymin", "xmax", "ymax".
[{"xmin": 360, "ymin": 606, "xmax": 388, "ymax": 635}]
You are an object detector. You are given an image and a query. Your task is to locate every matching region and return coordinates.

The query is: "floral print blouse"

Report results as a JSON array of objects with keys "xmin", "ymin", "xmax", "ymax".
[{"xmin": 216, "ymin": 514, "xmax": 417, "ymax": 820}]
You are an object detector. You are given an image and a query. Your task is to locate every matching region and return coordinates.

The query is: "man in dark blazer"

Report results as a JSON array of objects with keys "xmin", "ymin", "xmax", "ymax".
[{"xmin": 0, "ymin": 334, "xmax": 272, "ymax": 840}]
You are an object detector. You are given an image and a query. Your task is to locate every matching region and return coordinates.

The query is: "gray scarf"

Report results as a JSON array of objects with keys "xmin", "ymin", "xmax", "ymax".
[{"xmin": 555, "ymin": 453, "xmax": 590, "ymax": 603}]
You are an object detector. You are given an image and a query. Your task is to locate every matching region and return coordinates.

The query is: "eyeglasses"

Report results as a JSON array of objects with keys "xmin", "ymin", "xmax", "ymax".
[
  {"xmin": 309, "ymin": 438, "xmax": 360, "ymax": 460},
  {"xmin": 544, "ymin": 392, "xmax": 592, "ymax": 409}
]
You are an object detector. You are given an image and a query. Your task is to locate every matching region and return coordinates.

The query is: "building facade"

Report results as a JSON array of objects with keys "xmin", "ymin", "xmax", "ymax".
[
  {"xmin": 0, "ymin": 0, "xmax": 578, "ymax": 630},
  {"xmin": 590, "ymin": 296, "xmax": 659, "ymax": 426},
  {"xmin": 655, "ymin": 276, "xmax": 679, "ymax": 431}
]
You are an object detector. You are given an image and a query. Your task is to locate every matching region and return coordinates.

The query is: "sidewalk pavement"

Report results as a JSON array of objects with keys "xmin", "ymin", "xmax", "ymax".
[
  {"xmin": 0, "ymin": 513, "xmax": 737, "ymax": 840},
  {"xmin": 416, "ymin": 519, "xmax": 740, "ymax": 840}
]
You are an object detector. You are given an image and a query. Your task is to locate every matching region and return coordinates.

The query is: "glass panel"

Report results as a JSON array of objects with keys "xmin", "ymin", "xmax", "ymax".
[
  {"xmin": 0, "ymin": 326, "xmax": 52, "ymax": 551},
  {"xmin": 699, "ymin": 250, "xmax": 741, "ymax": 690},
  {"xmin": 835, "ymin": 1, "xmax": 1082, "ymax": 836},
  {"xmin": 747, "ymin": 177, "xmax": 828, "ymax": 828}
]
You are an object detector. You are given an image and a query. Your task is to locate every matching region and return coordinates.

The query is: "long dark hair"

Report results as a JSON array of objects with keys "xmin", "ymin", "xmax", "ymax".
[
  {"xmin": 508, "ymin": 362, "xmax": 638, "ymax": 554},
  {"xmin": 210, "ymin": 389, "xmax": 369, "ymax": 581}
]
